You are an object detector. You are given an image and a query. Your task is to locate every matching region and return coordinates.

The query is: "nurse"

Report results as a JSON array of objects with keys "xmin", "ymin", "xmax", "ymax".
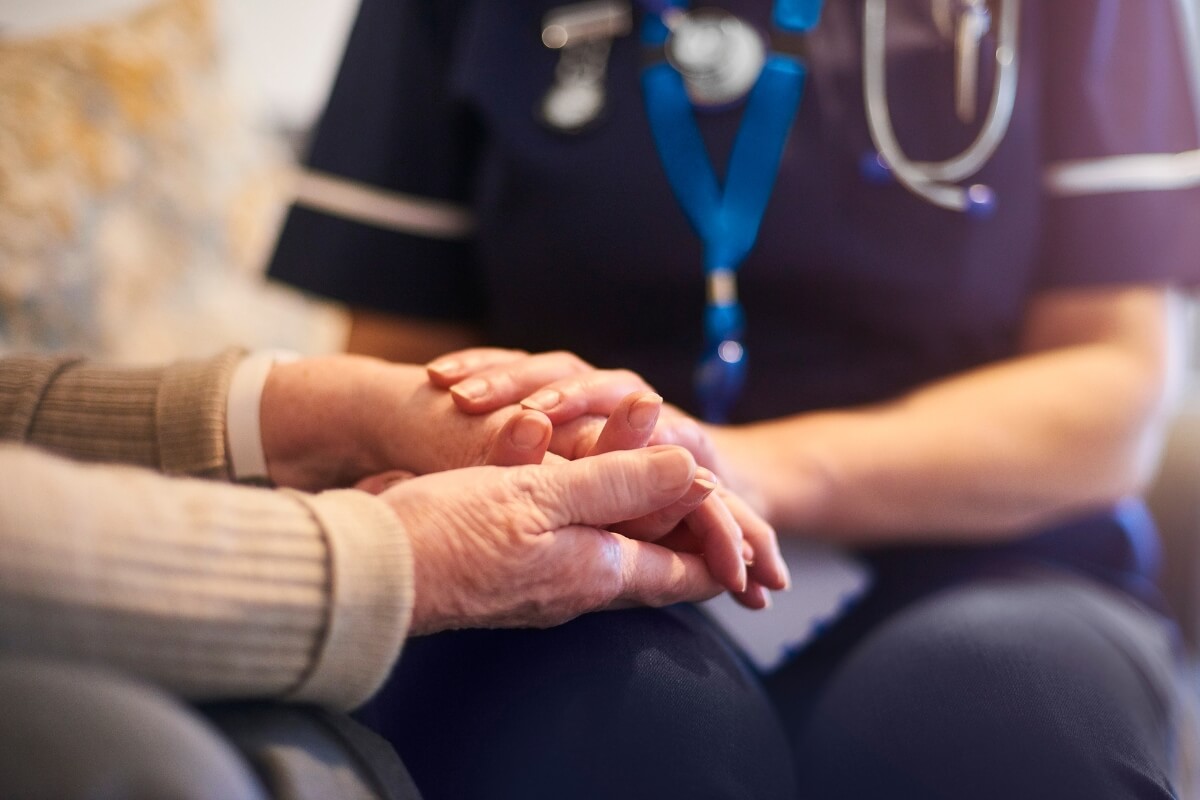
[{"xmin": 270, "ymin": 1, "xmax": 1200, "ymax": 797}]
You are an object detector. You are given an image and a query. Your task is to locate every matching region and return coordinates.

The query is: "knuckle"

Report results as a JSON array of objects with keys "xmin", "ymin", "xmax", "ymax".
[
  {"xmin": 548, "ymin": 350, "xmax": 588, "ymax": 372},
  {"xmin": 494, "ymin": 468, "xmax": 556, "ymax": 530},
  {"xmin": 543, "ymin": 535, "xmax": 624, "ymax": 622},
  {"xmin": 461, "ymin": 348, "xmax": 499, "ymax": 366},
  {"xmin": 613, "ymin": 368, "xmax": 650, "ymax": 389},
  {"xmin": 583, "ymin": 535, "xmax": 626, "ymax": 605}
]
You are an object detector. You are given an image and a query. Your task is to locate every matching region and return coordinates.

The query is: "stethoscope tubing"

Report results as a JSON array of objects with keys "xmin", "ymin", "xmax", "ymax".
[{"xmin": 862, "ymin": 0, "xmax": 1020, "ymax": 213}]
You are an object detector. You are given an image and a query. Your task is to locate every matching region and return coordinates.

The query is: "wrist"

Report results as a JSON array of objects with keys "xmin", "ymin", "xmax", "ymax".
[
  {"xmin": 262, "ymin": 356, "xmax": 424, "ymax": 490},
  {"xmin": 342, "ymin": 358, "xmax": 431, "ymax": 478},
  {"xmin": 705, "ymin": 422, "xmax": 831, "ymax": 531},
  {"xmin": 701, "ymin": 423, "xmax": 771, "ymax": 516}
]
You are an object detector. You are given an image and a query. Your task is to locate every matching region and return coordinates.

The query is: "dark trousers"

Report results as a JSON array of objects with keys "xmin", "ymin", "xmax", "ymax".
[
  {"xmin": 359, "ymin": 604, "xmax": 797, "ymax": 799},
  {"xmin": 767, "ymin": 561, "xmax": 1183, "ymax": 799},
  {"xmin": 361, "ymin": 560, "xmax": 1184, "ymax": 800},
  {"xmin": 0, "ymin": 657, "xmax": 420, "ymax": 800}
]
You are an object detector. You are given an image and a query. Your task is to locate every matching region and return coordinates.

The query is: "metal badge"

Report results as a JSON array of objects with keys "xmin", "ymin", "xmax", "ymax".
[
  {"xmin": 539, "ymin": 1, "xmax": 633, "ymax": 133},
  {"xmin": 665, "ymin": 9, "xmax": 765, "ymax": 108}
]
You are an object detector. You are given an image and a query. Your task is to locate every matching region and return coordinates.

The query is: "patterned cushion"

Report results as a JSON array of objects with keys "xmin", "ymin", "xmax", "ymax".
[{"xmin": 0, "ymin": 0, "xmax": 344, "ymax": 361}]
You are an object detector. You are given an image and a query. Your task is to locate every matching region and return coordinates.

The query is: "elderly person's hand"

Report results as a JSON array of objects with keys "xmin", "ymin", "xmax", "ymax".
[
  {"xmin": 359, "ymin": 406, "xmax": 765, "ymax": 603},
  {"xmin": 379, "ymin": 445, "xmax": 731, "ymax": 633},
  {"xmin": 424, "ymin": 349, "xmax": 790, "ymax": 605}
]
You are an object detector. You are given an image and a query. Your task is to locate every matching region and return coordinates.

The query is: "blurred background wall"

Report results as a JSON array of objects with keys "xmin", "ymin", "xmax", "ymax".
[{"xmin": 0, "ymin": 0, "xmax": 357, "ymax": 134}]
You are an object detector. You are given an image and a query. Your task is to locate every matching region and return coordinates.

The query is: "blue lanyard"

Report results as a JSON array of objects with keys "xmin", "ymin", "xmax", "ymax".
[{"xmin": 640, "ymin": 0, "xmax": 823, "ymax": 422}]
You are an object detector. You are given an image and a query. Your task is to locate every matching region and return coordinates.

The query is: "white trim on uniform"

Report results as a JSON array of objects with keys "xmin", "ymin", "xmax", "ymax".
[
  {"xmin": 292, "ymin": 170, "xmax": 476, "ymax": 240},
  {"xmin": 1046, "ymin": 0, "xmax": 1200, "ymax": 200},
  {"xmin": 1044, "ymin": 150, "xmax": 1200, "ymax": 197}
]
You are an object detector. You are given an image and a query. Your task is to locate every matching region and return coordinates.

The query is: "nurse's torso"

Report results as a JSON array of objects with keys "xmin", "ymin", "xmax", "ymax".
[{"xmin": 447, "ymin": 0, "xmax": 1048, "ymax": 422}]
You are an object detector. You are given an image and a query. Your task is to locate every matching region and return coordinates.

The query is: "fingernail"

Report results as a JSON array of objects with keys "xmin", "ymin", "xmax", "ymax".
[
  {"xmin": 781, "ymin": 560, "xmax": 793, "ymax": 591},
  {"xmin": 427, "ymin": 358, "xmax": 460, "ymax": 376},
  {"xmin": 649, "ymin": 448, "xmax": 692, "ymax": 492},
  {"xmin": 522, "ymin": 389, "xmax": 562, "ymax": 412},
  {"xmin": 694, "ymin": 466, "xmax": 717, "ymax": 485},
  {"xmin": 679, "ymin": 478, "xmax": 716, "ymax": 508},
  {"xmin": 451, "ymin": 378, "xmax": 489, "ymax": 402},
  {"xmin": 738, "ymin": 560, "xmax": 748, "ymax": 593},
  {"xmin": 511, "ymin": 413, "xmax": 546, "ymax": 449},
  {"xmin": 761, "ymin": 590, "xmax": 773, "ymax": 609},
  {"xmin": 742, "ymin": 540, "xmax": 755, "ymax": 564},
  {"xmin": 627, "ymin": 393, "xmax": 662, "ymax": 430}
]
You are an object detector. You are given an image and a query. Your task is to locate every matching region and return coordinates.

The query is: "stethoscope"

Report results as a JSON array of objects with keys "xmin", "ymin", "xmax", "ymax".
[
  {"xmin": 862, "ymin": 0, "xmax": 1020, "ymax": 215},
  {"xmin": 539, "ymin": 0, "xmax": 1021, "ymax": 420}
]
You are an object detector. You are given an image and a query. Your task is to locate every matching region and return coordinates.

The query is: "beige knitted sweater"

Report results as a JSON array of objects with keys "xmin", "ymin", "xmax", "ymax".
[{"xmin": 0, "ymin": 351, "xmax": 412, "ymax": 710}]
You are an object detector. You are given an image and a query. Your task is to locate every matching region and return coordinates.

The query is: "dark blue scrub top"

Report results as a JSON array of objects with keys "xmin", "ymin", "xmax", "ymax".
[{"xmin": 270, "ymin": 0, "xmax": 1200, "ymax": 586}]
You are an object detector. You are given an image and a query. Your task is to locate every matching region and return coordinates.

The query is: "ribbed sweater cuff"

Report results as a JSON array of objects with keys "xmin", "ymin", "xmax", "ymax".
[
  {"xmin": 284, "ymin": 489, "xmax": 413, "ymax": 710},
  {"xmin": 17, "ymin": 349, "xmax": 244, "ymax": 478},
  {"xmin": 157, "ymin": 349, "xmax": 244, "ymax": 478}
]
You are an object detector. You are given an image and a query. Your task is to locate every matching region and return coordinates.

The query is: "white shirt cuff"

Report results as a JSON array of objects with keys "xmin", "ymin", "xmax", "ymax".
[{"xmin": 226, "ymin": 350, "xmax": 300, "ymax": 482}]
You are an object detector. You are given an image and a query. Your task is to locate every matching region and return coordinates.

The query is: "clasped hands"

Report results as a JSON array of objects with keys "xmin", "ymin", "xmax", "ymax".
[{"xmin": 260, "ymin": 351, "xmax": 787, "ymax": 635}]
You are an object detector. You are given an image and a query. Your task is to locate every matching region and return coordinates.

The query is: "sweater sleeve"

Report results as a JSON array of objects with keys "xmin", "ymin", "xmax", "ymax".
[
  {"xmin": 0, "ymin": 445, "xmax": 413, "ymax": 710},
  {"xmin": 0, "ymin": 349, "xmax": 242, "ymax": 479}
]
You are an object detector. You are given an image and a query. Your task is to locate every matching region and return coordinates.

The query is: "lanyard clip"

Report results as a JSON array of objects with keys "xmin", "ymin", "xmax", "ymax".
[{"xmin": 695, "ymin": 298, "xmax": 747, "ymax": 423}]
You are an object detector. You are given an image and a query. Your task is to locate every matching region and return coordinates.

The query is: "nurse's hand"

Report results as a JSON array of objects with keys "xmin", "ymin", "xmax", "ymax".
[
  {"xmin": 379, "ymin": 446, "xmax": 731, "ymax": 633},
  {"xmin": 425, "ymin": 348, "xmax": 790, "ymax": 599},
  {"xmin": 427, "ymin": 349, "xmax": 720, "ymax": 462}
]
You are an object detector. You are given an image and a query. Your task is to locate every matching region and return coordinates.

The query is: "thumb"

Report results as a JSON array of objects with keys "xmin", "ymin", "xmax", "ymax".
[
  {"xmin": 521, "ymin": 445, "xmax": 697, "ymax": 530},
  {"xmin": 486, "ymin": 409, "xmax": 552, "ymax": 466}
]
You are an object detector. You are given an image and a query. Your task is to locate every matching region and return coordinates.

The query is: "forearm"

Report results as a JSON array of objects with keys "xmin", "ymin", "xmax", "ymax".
[
  {"xmin": 1, "ymin": 350, "xmax": 242, "ymax": 478},
  {"xmin": 0, "ymin": 445, "xmax": 412, "ymax": 709},
  {"xmin": 720, "ymin": 348, "xmax": 1165, "ymax": 540},
  {"xmin": 715, "ymin": 290, "xmax": 1182, "ymax": 542}
]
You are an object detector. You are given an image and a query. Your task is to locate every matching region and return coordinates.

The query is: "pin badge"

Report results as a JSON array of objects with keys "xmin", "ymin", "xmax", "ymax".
[{"xmin": 539, "ymin": 1, "xmax": 633, "ymax": 133}]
